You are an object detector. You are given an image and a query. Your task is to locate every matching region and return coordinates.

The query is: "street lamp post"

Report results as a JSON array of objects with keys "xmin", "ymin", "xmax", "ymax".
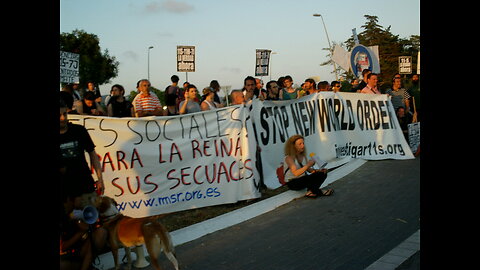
[
  {"xmin": 147, "ymin": 46, "xmax": 154, "ymax": 81},
  {"xmin": 313, "ymin": 14, "xmax": 338, "ymax": 81},
  {"xmin": 269, "ymin": 51, "xmax": 277, "ymax": 81}
]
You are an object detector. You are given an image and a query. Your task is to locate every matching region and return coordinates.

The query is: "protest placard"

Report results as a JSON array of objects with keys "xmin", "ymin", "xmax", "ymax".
[
  {"xmin": 399, "ymin": 56, "xmax": 412, "ymax": 74},
  {"xmin": 60, "ymin": 51, "xmax": 80, "ymax": 83},
  {"xmin": 177, "ymin": 45, "xmax": 195, "ymax": 72},
  {"xmin": 255, "ymin": 49, "xmax": 271, "ymax": 76}
]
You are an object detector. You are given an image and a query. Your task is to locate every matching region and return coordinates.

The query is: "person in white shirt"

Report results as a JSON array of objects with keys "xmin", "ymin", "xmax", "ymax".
[{"xmin": 201, "ymin": 87, "xmax": 223, "ymax": 111}]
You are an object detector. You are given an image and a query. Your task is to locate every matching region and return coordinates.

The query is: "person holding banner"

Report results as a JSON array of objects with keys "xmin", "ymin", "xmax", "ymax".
[
  {"xmin": 317, "ymin": 81, "xmax": 330, "ymax": 92},
  {"xmin": 265, "ymin": 81, "xmax": 280, "ymax": 100},
  {"xmin": 60, "ymin": 98, "xmax": 105, "ymax": 204},
  {"xmin": 354, "ymin": 69, "xmax": 371, "ymax": 92},
  {"xmin": 279, "ymin": 75, "xmax": 298, "ymax": 100},
  {"xmin": 230, "ymin": 90, "xmax": 245, "ymax": 105},
  {"xmin": 386, "ymin": 77, "xmax": 410, "ymax": 112},
  {"xmin": 107, "ymin": 84, "xmax": 134, "ymax": 117},
  {"xmin": 242, "ymin": 76, "xmax": 257, "ymax": 102},
  {"xmin": 360, "ymin": 73, "xmax": 381, "ymax": 94},
  {"xmin": 60, "ymin": 97, "xmax": 107, "ymax": 269},
  {"xmin": 302, "ymin": 78, "xmax": 317, "ymax": 95},
  {"xmin": 75, "ymin": 91, "xmax": 106, "ymax": 116},
  {"xmin": 133, "ymin": 79, "xmax": 165, "ymax": 117},
  {"xmin": 283, "ymin": 135, "xmax": 333, "ymax": 198},
  {"xmin": 179, "ymin": 84, "xmax": 201, "ymax": 114},
  {"xmin": 255, "ymin": 78, "xmax": 267, "ymax": 100},
  {"xmin": 331, "ymin": 81, "xmax": 341, "ymax": 92},
  {"xmin": 83, "ymin": 81, "xmax": 102, "ymax": 104},
  {"xmin": 201, "ymin": 87, "xmax": 222, "ymax": 111}
]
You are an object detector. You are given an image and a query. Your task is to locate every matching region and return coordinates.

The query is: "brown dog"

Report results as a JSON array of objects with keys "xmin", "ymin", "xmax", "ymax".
[{"xmin": 96, "ymin": 196, "xmax": 179, "ymax": 270}]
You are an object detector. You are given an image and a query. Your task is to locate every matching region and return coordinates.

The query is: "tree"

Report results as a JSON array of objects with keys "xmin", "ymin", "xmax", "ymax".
[
  {"xmin": 60, "ymin": 29, "xmax": 119, "ymax": 89},
  {"xmin": 325, "ymin": 15, "xmax": 420, "ymax": 91}
]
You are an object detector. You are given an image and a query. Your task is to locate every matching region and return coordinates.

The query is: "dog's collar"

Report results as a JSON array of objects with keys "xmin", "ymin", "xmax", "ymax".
[{"xmin": 100, "ymin": 213, "xmax": 121, "ymax": 223}]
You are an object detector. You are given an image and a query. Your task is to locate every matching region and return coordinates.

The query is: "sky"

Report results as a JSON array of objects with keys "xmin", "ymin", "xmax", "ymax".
[{"xmin": 60, "ymin": 0, "xmax": 419, "ymax": 96}]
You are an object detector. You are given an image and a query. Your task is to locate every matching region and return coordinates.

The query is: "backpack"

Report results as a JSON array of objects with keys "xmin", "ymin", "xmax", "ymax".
[
  {"xmin": 276, "ymin": 161, "xmax": 290, "ymax": 186},
  {"xmin": 164, "ymin": 85, "xmax": 179, "ymax": 106}
]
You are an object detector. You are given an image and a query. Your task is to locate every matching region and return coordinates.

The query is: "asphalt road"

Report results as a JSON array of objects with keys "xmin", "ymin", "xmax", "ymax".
[{"xmin": 109, "ymin": 158, "xmax": 420, "ymax": 270}]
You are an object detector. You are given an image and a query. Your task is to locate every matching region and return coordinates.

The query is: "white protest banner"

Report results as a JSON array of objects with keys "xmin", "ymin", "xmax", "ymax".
[
  {"xmin": 332, "ymin": 44, "xmax": 351, "ymax": 72},
  {"xmin": 250, "ymin": 92, "xmax": 414, "ymax": 188},
  {"xmin": 68, "ymin": 106, "xmax": 261, "ymax": 217},
  {"xmin": 60, "ymin": 51, "xmax": 80, "ymax": 83}
]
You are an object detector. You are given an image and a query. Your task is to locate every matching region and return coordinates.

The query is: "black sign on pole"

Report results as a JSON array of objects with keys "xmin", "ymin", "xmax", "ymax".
[
  {"xmin": 255, "ymin": 49, "xmax": 271, "ymax": 76},
  {"xmin": 177, "ymin": 45, "xmax": 195, "ymax": 72}
]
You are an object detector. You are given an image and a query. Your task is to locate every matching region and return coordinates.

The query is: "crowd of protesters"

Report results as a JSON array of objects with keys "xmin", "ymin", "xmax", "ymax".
[
  {"xmin": 62, "ymin": 70, "xmax": 418, "ymax": 113},
  {"xmin": 60, "ymin": 70, "xmax": 420, "ymax": 140},
  {"xmin": 59, "ymin": 70, "xmax": 420, "ymax": 269},
  {"xmin": 59, "ymin": 71, "xmax": 421, "ymax": 151},
  {"xmin": 60, "ymin": 70, "xmax": 420, "ymax": 141}
]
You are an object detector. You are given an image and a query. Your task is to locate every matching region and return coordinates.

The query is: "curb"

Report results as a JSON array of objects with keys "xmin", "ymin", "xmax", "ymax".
[
  {"xmin": 364, "ymin": 230, "xmax": 420, "ymax": 270},
  {"xmin": 94, "ymin": 158, "xmax": 367, "ymax": 270}
]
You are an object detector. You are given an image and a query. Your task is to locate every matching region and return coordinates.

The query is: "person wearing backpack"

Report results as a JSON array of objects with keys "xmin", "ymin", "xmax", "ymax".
[
  {"xmin": 282, "ymin": 135, "xmax": 333, "ymax": 198},
  {"xmin": 165, "ymin": 75, "xmax": 180, "ymax": 115}
]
